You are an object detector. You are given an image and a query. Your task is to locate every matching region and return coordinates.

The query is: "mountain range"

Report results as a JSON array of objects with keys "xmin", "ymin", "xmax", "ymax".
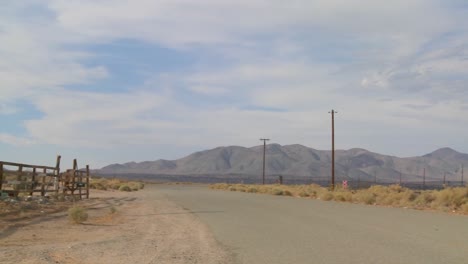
[{"xmin": 96, "ymin": 145, "xmax": 468, "ymax": 183}]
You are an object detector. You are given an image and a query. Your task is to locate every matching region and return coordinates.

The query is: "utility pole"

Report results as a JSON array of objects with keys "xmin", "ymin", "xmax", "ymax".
[
  {"xmin": 329, "ymin": 109, "xmax": 337, "ymax": 190},
  {"xmin": 443, "ymin": 172, "xmax": 446, "ymax": 186},
  {"xmin": 260, "ymin": 139, "xmax": 270, "ymax": 185},
  {"xmin": 399, "ymin": 171, "xmax": 402, "ymax": 185}
]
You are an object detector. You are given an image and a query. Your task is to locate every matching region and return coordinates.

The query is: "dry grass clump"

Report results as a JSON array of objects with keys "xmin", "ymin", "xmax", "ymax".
[
  {"xmin": 358, "ymin": 185, "xmax": 416, "ymax": 206},
  {"xmin": 247, "ymin": 187, "xmax": 258, "ymax": 193},
  {"xmin": 354, "ymin": 192, "xmax": 376, "ymax": 205},
  {"xmin": 271, "ymin": 188, "xmax": 284, "ymax": 195},
  {"xmin": 333, "ymin": 191, "xmax": 353, "ymax": 202},
  {"xmin": 89, "ymin": 178, "xmax": 108, "ymax": 190},
  {"xmin": 210, "ymin": 183, "xmax": 327, "ymax": 198},
  {"xmin": 109, "ymin": 206, "xmax": 117, "ymax": 214},
  {"xmin": 89, "ymin": 178, "xmax": 145, "ymax": 192},
  {"xmin": 432, "ymin": 187, "xmax": 468, "ymax": 211},
  {"xmin": 209, "ymin": 183, "xmax": 468, "ymax": 214},
  {"xmin": 118, "ymin": 185, "xmax": 131, "ymax": 192},
  {"xmin": 462, "ymin": 203, "xmax": 468, "ymax": 214},
  {"xmin": 320, "ymin": 192, "xmax": 334, "ymax": 201},
  {"xmin": 68, "ymin": 206, "xmax": 88, "ymax": 224}
]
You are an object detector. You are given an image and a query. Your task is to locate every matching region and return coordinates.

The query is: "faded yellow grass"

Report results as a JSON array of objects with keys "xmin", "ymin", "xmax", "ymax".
[
  {"xmin": 89, "ymin": 178, "xmax": 145, "ymax": 192},
  {"xmin": 210, "ymin": 183, "xmax": 468, "ymax": 214}
]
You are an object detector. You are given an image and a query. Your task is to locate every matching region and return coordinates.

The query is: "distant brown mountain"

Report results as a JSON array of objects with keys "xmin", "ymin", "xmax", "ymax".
[{"xmin": 96, "ymin": 145, "xmax": 468, "ymax": 183}]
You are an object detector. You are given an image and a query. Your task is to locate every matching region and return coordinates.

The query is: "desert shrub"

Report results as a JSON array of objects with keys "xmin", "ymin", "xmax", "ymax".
[
  {"xmin": 257, "ymin": 186, "xmax": 271, "ymax": 194},
  {"xmin": 320, "ymin": 192, "xmax": 334, "ymax": 201},
  {"xmin": 413, "ymin": 191, "xmax": 436, "ymax": 207},
  {"xmin": 94, "ymin": 183, "xmax": 108, "ymax": 190},
  {"xmin": 308, "ymin": 190, "xmax": 318, "ymax": 198},
  {"xmin": 334, "ymin": 193, "xmax": 345, "ymax": 202},
  {"xmin": 128, "ymin": 182, "xmax": 143, "ymax": 191},
  {"xmin": 110, "ymin": 181, "xmax": 123, "ymax": 190},
  {"xmin": 208, "ymin": 183, "xmax": 468, "ymax": 214},
  {"xmin": 309, "ymin": 184, "xmax": 322, "ymax": 189},
  {"xmin": 109, "ymin": 206, "xmax": 117, "ymax": 214},
  {"xmin": 380, "ymin": 188, "xmax": 415, "ymax": 206},
  {"xmin": 90, "ymin": 178, "xmax": 145, "ymax": 192},
  {"xmin": 434, "ymin": 187, "xmax": 468, "ymax": 209},
  {"xmin": 461, "ymin": 203, "xmax": 468, "ymax": 214},
  {"xmin": 334, "ymin": 191, "xmax": 352, "ymax": 202},
  {"xmin": 247, "ymin": 187, "xmax": 258, "ymax": 193},
  {"xmin": 388, "ymin": 184, "xmax": 405, "ymax": 193},
  {"xmin": 119, "ymin": 185, "xmax": 131, "ymax": 192},
  {"xmin": 211, "ymin": 183, "xmax": 229, "ymax": 190},
  {"xmin": 68, "ymin": 207, "xmax": 88, "ymax": 224},
  {"xmin": 89, "ymin": 179, "xmax": 108, "ymax": 190},
  {"xmin": 368, "ymin": 185, "xmax": 388, "ymax": 195},
  {"xmin": 235, "ymin": 185, "xmax": 247, "ymax": 192},
  {"xmin": 271, "ymin": 188, "xmax": 284, "ymax": 195},
  {"xmin": 355, "ymin": 192, "xmax": 375, "ymax": 205}
]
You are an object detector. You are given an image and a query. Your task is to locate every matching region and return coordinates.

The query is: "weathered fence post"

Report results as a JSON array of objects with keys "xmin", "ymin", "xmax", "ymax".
[
  {"xmin": 55, "ymin": 155, "xmax": 61, "ymax": 194},
  {"xmin": 41, "ymin": 168, "xmax": 46, "ymax": 196},
  {"xmin": 18, "ymin": 165, "xmax": 23, "ymax": 181},
  {"xmin": 86, "ymin": 165, "xmax": 90, "ymax": 199},
  {"xmin": 31, "ymin": 167, "xmax": 36, "ymax": 195}
]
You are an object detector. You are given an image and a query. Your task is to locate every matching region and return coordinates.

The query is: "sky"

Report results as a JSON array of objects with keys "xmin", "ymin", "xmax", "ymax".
[{"xmin": 1, "ymin": 0, "xmax": 468, "ymax": 169}]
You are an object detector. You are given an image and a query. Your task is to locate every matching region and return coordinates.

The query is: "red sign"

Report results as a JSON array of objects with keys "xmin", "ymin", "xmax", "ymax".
[{"xmin": 342, "ymin": 180, "xmax": 348, "ymax": 189}]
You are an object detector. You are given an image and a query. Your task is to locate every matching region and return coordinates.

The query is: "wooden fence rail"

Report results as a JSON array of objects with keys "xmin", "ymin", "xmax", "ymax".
[{"xmin": 0, "ymin": 156, "xmax": 90, "ymax": 199}]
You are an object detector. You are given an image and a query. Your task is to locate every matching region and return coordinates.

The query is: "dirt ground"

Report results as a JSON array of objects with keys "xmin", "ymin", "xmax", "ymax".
[{"xmin": 0, "ymin": 184, "xmax": 234, "ymax": 264}]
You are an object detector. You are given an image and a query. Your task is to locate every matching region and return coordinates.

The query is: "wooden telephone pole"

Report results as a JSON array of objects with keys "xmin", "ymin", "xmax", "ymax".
[
  {"xmin": 329, "ymin": 110, "xmax": 337, "ymax": 190},
  {"xmin": 260, "ymin": 139, "xmax": 270, "ymax": 185}
]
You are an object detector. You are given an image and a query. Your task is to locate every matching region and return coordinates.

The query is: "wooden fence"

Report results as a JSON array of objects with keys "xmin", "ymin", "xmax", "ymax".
[{"xmin": 0, "ymin": 155, "xmax": 90, "ymax": 199}]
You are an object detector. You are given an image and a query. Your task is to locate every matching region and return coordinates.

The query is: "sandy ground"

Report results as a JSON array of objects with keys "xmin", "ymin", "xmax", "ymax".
[{"xmin": 0, "ymin": 185, "xmax": 233, "ymax": 264}]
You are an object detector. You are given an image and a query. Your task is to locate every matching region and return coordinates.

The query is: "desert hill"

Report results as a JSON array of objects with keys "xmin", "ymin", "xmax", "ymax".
[{"xmin": 97, "ymin": 145, "xmax": 467, "ymax": 183}]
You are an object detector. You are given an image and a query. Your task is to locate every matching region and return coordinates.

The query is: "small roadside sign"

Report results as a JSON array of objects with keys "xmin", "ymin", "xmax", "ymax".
[{"xmin": 342, "ymin": 180, "xmax": 348, "ymax": 189}]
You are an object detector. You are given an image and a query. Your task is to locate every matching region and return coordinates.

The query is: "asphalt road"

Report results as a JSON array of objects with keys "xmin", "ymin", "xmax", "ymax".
[{"xmin": 155, "ymin": 185, "xmax": 468, "ymax": 264}]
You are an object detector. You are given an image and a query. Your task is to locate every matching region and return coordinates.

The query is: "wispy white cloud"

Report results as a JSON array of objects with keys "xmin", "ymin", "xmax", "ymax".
[
  {"xmin": 1, "ymin": 0, "xmax": 468, "ymax": 164},
  {"xmin": 0, "ymin": 103, "xmax": 18, "ymax": 115},
  {"xmin": 0, "ymin": 2, "xmax": 109, "ymax": 101},
  {"xmin": 0, "ymin": 133, "xmax": 37, "ymax": 146},
  {"xmin": 23, "ymin": 90, "xmax": 171, "ymax": 146}
]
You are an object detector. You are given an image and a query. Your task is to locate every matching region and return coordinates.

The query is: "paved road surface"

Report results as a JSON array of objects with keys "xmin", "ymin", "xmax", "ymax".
[{"xmin": 156, "ymin": 185, "xmax": 468, "ymax": 264}]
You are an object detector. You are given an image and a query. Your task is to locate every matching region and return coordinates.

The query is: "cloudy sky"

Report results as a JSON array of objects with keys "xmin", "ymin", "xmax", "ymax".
[{"xmin": 1, "ymin": 0, "xmax": 468, "ymax": 168}]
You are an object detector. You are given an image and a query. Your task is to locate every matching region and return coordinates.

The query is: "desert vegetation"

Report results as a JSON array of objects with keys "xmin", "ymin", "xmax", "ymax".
[
  {"xmin": 210, "ymin": 183, "xmax": 468, "ymax": 214},
  {"xmin": 89, "ymin": 178, "xmax": 145, "ymax": 192},
  {"xmin": 68, "ymin": 206, "xmax": 89, "ymax": 224}
]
